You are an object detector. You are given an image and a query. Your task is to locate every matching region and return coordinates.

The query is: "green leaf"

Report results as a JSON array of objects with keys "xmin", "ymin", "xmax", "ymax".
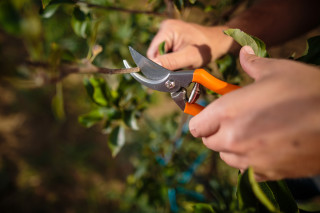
[
  {"xmin": 42, "ymin": 0, "xmax": 52, "ymax": 9},
  {"xmin": 237, "ymin": 168, "xmax": 278, "ymax": 212},
  {"xmin": 84, "ymin": 77, "xmax": 110, "ymax": 106},
  {"xmin": 78, "ymin": 109, "xmax": 104, "ymax": 128},
  {"xmin": 108, "ymin": 125, "xmax": 125, "ymax": 157},
  {"xmin": 90, "ymin": 77, "xmax": 109, "ymax": 106},
  {"xmin": 224, "ymin": 29, "xmax": 269, "ymax": 57},
  {"xmin": 238, "ymin": 168, "xmax": 299, "ymax": 213},
  {"xmin": 247, "ymin": 168, "xmax": 279, "ymax": 212},
  {"xmin": 189, "ymin": 0, "xmax": 197, "ymax": 4},
  {"xmin": 83, "ymin": 77, "xmax": 94, "ymax": 101},
  {"xmin": 158, "ymin": 41, "xmax": 166, "ymax": 55},
  {"xmin": 296, "ymin": 35, "xmax": 320, "ymax": 65},
  {"xmin": 123, "ymin": 110, "xmax": 139, "ymax": 130},
  {"xmin": 266, "ymin": 181, "xmax": 299, "ymax": 213},
  {"xmin": 40, "ymin": 4, "xmax": 60, "ymax": 18},
  {"xmin": 193, "ymin": 203, "xmax": 215, "ymax": 213},
  {"xmin": 237, "ymin": 170, "xmax": 257, "ymax": 211},
  {"xmin": 71, "ymin": 7, "xmax": 90, "ymax": 38}
]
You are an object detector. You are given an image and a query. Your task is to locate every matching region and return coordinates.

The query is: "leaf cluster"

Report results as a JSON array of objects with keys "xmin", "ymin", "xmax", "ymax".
[{"xmin": 1, "ymin": 0, "xmax": 320, "ymax": 212}]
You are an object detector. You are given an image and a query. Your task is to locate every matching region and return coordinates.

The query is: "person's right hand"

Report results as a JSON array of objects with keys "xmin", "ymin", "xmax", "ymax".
[{"xmin": 147, "ymin": 19, "xmax": 234, "ymax": 70}]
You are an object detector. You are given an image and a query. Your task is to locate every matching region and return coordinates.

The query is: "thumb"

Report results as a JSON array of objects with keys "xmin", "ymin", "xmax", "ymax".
[
  {"xmin": 153, "ymin": 45, "xmax": 203, "ymax": 70},
  {"xmin": 239, "ymin": 46, "xmax": 271, "ymax": 81}
]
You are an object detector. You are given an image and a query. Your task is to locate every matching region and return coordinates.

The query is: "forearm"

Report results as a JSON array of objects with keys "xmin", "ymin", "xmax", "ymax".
[{"xmin": 226, "ymin": 0, "xmax": 320, "ymax": 49}]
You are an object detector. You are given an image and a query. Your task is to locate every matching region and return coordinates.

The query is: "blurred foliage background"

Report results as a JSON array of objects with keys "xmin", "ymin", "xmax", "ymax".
[{"xmin": 0, "ymin": 0, "xmax": 319, "ymax": 212}]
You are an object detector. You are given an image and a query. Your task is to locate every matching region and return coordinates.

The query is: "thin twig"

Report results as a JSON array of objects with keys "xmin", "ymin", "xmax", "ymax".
[
  {"xmin": 74, "ymin": 0, "xmax": 166, "ymax": 17},
  {"xmin": 25, "ymin": 60, "xmax": 140, "ymax": 85}
]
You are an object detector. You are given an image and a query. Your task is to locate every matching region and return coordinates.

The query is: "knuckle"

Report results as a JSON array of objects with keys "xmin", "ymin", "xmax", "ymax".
[
  {"xmin": 224, "ymin": 126, "xmax": 238, "ymax": 147},
  {"xmin": 223, "ymin": 125, "xmax": 243, "ymax": 152}
]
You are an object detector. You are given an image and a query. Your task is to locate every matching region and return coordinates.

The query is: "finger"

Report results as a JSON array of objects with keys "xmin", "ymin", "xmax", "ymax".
[
  {"xmin": 147, "ymin": 30, "xmax": 173, "ymax": 59},
  {"xmin": 147, "ymin": 20, "xmax": 175, "ymax": 59},
  {"xmin": 189, "ymin": 100, "xmax": 223, "ymax": 138},
  {"xmin": 239, "ymin": 46, "xmax": 273, "ymax": 81},
  {"xmin": 201, "ymin": 119, "xmax": 249, "ymax": 154},
  {"xmin": 201, "ymin": 128, "xmax": 232, "ymax": 152},
  {"xmin": 153, "ymin": 45, "xmax": 204, "ymax": 70},
  {"xmin": 219, "ymin": 152, "xmax": 248, "ymax": 170}
]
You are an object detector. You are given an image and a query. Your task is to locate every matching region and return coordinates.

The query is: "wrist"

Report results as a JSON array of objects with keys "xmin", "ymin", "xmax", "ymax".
[{"xmin": 207, "ymin": 25, "xmax": 238, "ymax": 60}]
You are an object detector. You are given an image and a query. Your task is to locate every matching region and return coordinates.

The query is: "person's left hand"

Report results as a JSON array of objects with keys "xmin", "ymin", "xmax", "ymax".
[{"xmin": 189, "ymin": 46, "xmax": 320, "ymax": 181}]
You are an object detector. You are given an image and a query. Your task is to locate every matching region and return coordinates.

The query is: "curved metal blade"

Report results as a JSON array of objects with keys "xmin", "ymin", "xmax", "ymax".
[
  {"xmin": 123, "ymin": 59, "xmax": 170, "ymax": 92},
  {"xmin": 124, "ymin": 59, "xmax": 193, "ymax": 93},
  {"xmin": 129, "ymin": 46, "xmax": 170, "ymax": 80}
]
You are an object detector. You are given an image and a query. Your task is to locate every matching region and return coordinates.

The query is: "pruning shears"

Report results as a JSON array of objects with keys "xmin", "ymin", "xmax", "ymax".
[{"xmin": 123, "ymin": 47, "xmax": 240, "ymax": 116}]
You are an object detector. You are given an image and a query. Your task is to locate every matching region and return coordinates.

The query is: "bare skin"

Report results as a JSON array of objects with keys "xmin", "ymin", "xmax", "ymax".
[
  {"xmin": 190, "ymin": 46, "xmax": 320, "ymax": 181},
  {"xmin": 146, "ymin": 0, "xmax": 320, "ymax": 180},
  {"xmin": 148, "ymin": 0, "xmax": 320, "ymax": 70},
  {"xmin": 147, "ymin": 21, "xmax": 233, "ymax": 70}
]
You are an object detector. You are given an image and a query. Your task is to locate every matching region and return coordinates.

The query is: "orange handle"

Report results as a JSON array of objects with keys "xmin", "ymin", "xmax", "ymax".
[
  {"xmin": 184, "ymin": 69, "xmax": 240, "ymax": 116},
  {"xmin": 193, "ymin": 69, "xmax": 240, "ymax": 95},
  {"xmin": 184, "ymin": 102, "xmax": 205, "ymax": 116}
]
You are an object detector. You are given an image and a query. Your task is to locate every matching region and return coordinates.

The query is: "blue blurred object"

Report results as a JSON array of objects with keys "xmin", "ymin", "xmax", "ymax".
[{"xmin": 168, "ymin": 188, "xmax": 179, "ymax": 213}]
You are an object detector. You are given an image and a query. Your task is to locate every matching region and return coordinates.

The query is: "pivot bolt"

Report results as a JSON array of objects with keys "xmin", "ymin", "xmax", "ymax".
[{"xmin": 165, "ymin": 80, "xmax": 175, "ymax": 89}]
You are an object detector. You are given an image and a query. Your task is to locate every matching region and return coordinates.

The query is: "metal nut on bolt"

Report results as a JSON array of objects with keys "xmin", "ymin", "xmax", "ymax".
[{"xmin": 165, "ymin": 80, "xmax": 175, "ymax": 89}]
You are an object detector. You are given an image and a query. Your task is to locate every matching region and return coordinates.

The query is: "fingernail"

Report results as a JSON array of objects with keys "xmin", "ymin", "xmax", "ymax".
[
  {"xmin": 243, "ymin": 46, "xmax": 255, "ymax": 55},
  {"xmin": 189, "ymin": 127, "xmax": 197, "ymax": 137}
]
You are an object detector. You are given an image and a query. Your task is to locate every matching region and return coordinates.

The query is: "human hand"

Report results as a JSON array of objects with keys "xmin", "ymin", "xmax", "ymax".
[
  {"xmin": 189, "ymin": 46, "xmax": 320, "ymax": 181},
  {"xmin": 147, "ymin": 19, "xmax": 234, "ymax": 70}
]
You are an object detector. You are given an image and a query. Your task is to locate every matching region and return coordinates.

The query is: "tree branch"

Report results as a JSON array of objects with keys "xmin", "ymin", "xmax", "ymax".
[
  {"xmin": 74, "ymin": 0, "xmax": 166, "ymax": 17},
  {"xmin": 25, "ymin": 60, "xmax": 140, "ymax": 85}
]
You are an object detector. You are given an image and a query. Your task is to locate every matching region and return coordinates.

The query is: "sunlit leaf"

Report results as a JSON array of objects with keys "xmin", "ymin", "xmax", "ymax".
[
  {"xmin": 78, "ymin": 109, "xmax": 104, "ymax": 128},
  {"xmin": 247, "ymin": 168, "xmax": 278, "ymax": 212},
  {"xmin": 237, "ymin": 168, "xmax": 279, "ymax": 212},
  {"xmin": 108, "ymin": 125, "xmax": 125, "ymax": 157},
  {"xmin": 296, "ymin": 35, "xmax": 320, "ymax": 65},
  {"xmin": 189, "ymin": 0, "xmax": 197, "ymax": 4},
  {"xmin": 224, "ymin": 29, "xmax": 269, "ymax": 57},
  {"xmin": 83, "ymin": 77, "xmax": 110, "ymax": 106},
  {"xmin": 90, "ymin": 77, "xmax": 109, "ymax": 106},
  {"xmin": 158, "ymin": 41, "xmax": 166, "ymax": 55},
  {"xmin": 193, "ymin": 203, "xmax": 215, "ymax": 213}
]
